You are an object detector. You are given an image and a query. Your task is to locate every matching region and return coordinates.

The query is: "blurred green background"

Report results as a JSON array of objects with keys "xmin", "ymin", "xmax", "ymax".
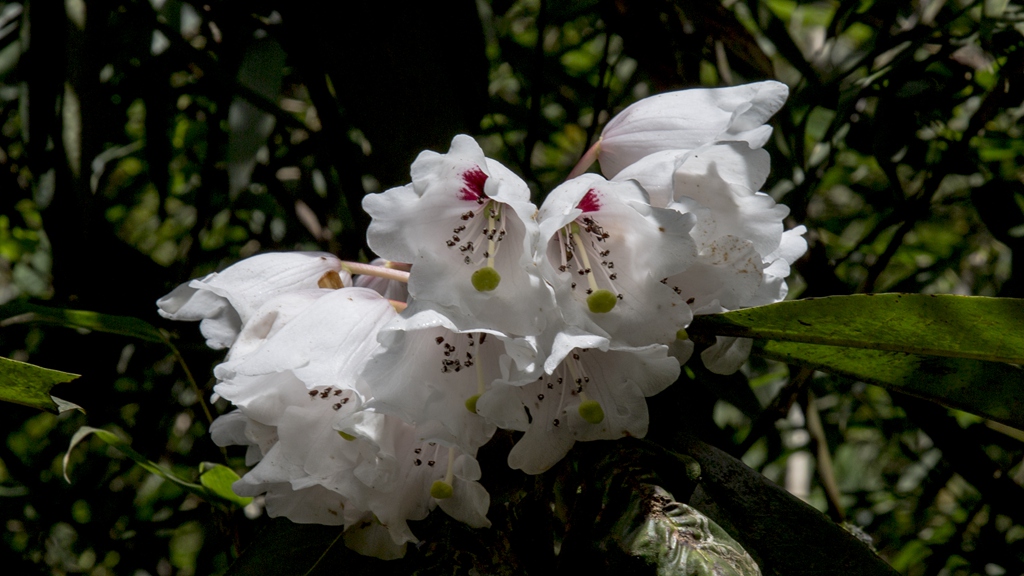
[{"xmin": 1, "ymin": 0, "xmax": 1023, "ymax": 574}]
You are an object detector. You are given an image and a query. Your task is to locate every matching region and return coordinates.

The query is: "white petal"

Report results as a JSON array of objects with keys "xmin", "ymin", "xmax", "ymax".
[
  {"xmin": 226, "ymin": 289, "xmax": 330, "ymax": 362},
  {"xmin": 666, "ymin": 235, "xmax": 765, "ymax": 314},
  {"xmin": 701, "ymin": 336, "xmax": 754, "ymax": 375},
  {"xmin": 671, "ymin": 143, "xmax": 787, "ymax": 257},
  {"xmin": 157, "ymin": 252, "xmax": 348, "ymax": 349},
  {"xmin": 249, "ymin": 483, "xmax": 349, "ymax": 526},
  {"xmin": 599, "ymin": 81, "xmax": 789, "ymax": 177},
  {"xmin": 228, "ymin": 287, "xmax": 396, "ymax": 393},
  {"xmin": 343, "ymin": 516, "xmax": 408, "ymax": 559},
  {"xmin": 437, "ymin": 477, "xmax": 491, "ymax": 528}
]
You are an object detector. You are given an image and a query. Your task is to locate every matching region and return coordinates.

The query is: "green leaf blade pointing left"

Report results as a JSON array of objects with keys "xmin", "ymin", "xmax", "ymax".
[
  {"xmin": 0, "ymin": 301, "xmax": 166, "ymax": 343},
  {"xmin": 688, "ymin": 294, "xmax": 1024, "ymax": 363},
  {"xmin": 0, "ymin": 356, "xmax": 81, "ymax": 413}
]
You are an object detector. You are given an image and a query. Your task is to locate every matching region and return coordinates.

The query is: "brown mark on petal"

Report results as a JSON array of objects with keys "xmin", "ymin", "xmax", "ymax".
[{"xmin": 318, "ymin": 270, "xmax": 345, "ymax": 289}]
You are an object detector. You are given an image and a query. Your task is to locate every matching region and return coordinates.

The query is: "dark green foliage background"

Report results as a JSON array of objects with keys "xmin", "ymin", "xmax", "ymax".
[{"xmin": 0, "ymin": 0, "xmax": 1022, "ymax": 574}]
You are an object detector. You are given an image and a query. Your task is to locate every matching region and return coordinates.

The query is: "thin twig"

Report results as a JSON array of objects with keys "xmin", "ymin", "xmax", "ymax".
[
  {"xmin": 804, "ymin": 390, "xmax": 845, "ymax": 522},
  {"xmin": 733, "ymin": 366, "xmax": 815, "ymax": 457}
]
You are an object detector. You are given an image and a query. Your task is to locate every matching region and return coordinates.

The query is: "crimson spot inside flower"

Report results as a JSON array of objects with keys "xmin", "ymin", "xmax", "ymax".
[
  {"xmin": 577, "ymin": 189, "xmax": 601, "ymax": 213},
  {"xmin": 459, "ymin": 167, "xmax": 489, "ymax": 201}
]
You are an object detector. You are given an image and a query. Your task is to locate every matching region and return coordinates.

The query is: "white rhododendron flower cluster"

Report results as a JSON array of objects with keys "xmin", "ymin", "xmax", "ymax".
[{"xmin": 157, "ymin": 81, "xmax": 805, "ymax": 559}]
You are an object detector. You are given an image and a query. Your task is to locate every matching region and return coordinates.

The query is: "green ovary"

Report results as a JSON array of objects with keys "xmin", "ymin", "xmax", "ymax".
[
  {"xmin": 587, "ymin": 289, "xmax": 617, "ymax": 313},
  {"xmin": 430, "ymin": 480, "xmax": 454, "ymax": 499},
  {"xmin": 578, "ymin": 399, "xmax": 605, "ymax": 424},
  {"xmin": 465, "ymin": 394, "xmax": 481, "ymax": 413},
  {"xmin": 471, "ymin": 266, "xmax": 501, "ymax": 291}
]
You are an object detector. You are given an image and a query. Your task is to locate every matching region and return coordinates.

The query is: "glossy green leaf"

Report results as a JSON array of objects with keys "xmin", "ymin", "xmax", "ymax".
[
  {"xmin": 0, "ymin": 301, "xmax": 167, "ymax": 343},
  {"xmin": 0, "ymin": 355, "xmax": 81, "ymax": 413},
  {"xmin": 688, "ymin": 294, "xmax": 1024, "ymax": 363},
  {"xmin": 753, "ymin": 341, "xmax": 1024, "ymax": 430},
  {"xmin": 607, "ymin": 486, "xmax": 760, "ymax": 575},
  {"xmin": 199, "ymin": 462, "xmax": 252, "ymax": 507},
  {"xmin": 668, "ymin": 435, "xmax": 900, "ymax": 576},
  {"xmin": 557, "ymin": 440, "xmax": 758, "ymax": 575}
]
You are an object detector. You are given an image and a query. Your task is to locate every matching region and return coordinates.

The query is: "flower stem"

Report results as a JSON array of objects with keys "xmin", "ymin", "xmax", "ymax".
[
  {"xmin": 341, "ymin": 261, "xmax": 410, "ymax": 283},
  {"xmin": 384, "ymin": 260, "xmax": 412, "ymax": 272},
  {"xmin": 567, "ymin": 138, "xmax": 602, "ymax": 179}
]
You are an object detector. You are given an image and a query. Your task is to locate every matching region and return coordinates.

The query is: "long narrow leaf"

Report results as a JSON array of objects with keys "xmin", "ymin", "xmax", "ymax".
[
  {"xmin": 752, "ymin": 340, "xmax": 1024, "ymax": 430},
  {"xmin": 688, "ymin": 294, "xmax": 1024, "ymax": 363},
  {"xmin": 63, "ymin": 426, "xmax": 246, "ymax": 509},
  {"xmin": 0, "ymin": 301, "xmax": 167, "ymax": 343}
]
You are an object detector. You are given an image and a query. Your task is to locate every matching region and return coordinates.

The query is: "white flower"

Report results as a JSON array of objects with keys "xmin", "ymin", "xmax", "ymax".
[
  {"xmin": 363, "ymin": 135, "xmax": 555, "ymax": 336},
  {"xmin": 361, "ymin": 302, "xmax": 535, "ymax": 454},
  {"xmin": 536, "ymin": 174, "xmax": 696, "ymax": 347},
  {"xmin": 346, "ymin": 420, "xmax": 491, "ymax": 547},
  {"xmin": 214, "ymin": 358, "xmax": 491, "ymax": 556},
  {"xmin": 598, "ymin": 81, "xmax": 789, "ymax": 178},
  {"xmin": 476, "ymin": 328, "xmax": 680, "ymax": 474},
  {"xmin": 156, "ymin": 252, "xmax": 350, "ymax": 349},
  {"xmin": 600, "ymin": 84, "xmax": 806, "ymax": 371}
]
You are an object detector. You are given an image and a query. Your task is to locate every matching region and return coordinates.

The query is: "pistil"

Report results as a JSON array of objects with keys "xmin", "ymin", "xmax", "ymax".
[
  {"xmin": 565, "ymin": 352, "xmax": 604, "ymax": 424},
  {"xmin": 568, "ymin": 223, "xmax": 617, "ymax": 313},
  {"xmin": 471, "ymin": 203, "xmax": 504, "ymax": 292},
  {"xmin": 429, "ymin": 447, "xmax": 457, "ymax": 499},
  {"xmin": 464, "ymin": 343, "xmax": 487, "ymax": 414}
]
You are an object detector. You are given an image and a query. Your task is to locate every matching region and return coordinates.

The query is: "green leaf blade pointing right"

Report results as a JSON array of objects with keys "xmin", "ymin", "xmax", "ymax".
[{"xmin": 0, "ymin": 355, "xmax": 81, "ymax": 413}]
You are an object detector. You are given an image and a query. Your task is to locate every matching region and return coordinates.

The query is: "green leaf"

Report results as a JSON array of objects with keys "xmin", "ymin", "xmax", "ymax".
[
  {"xmin": 0, "ymin": 355, "xmax": 81, "ymax": 413},
  {"xmin": 688, "ymin": 295, "xmax": 1024, "ymax": 363},
  {"xmin": 0, "ymin": 301, "xmax": 167, "ymax": 343},
  {"xmin": 64, "ymin": 426, "xmax": 199, "ymax": 487},
  {"xmin": 588, "ymin": 482, "xmax": 760, "ymax": 575},
  {"xmin": 63, "ymin": 426, "xmax": 247, "ymax": 509},
  {"xmin": 667, "ymin": 434, "xmax": 900, "ymax": 576},
  {"xmin": 199, "ymin": 462, "xmax": 252, "ymax": 507},
  {"xmin": 558, "ymin": 440, "xmax": 757, "ymax": 575},
  {"xmin": 753, "ymin": 341, "xmax": 1024, "ymax": 430}
]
